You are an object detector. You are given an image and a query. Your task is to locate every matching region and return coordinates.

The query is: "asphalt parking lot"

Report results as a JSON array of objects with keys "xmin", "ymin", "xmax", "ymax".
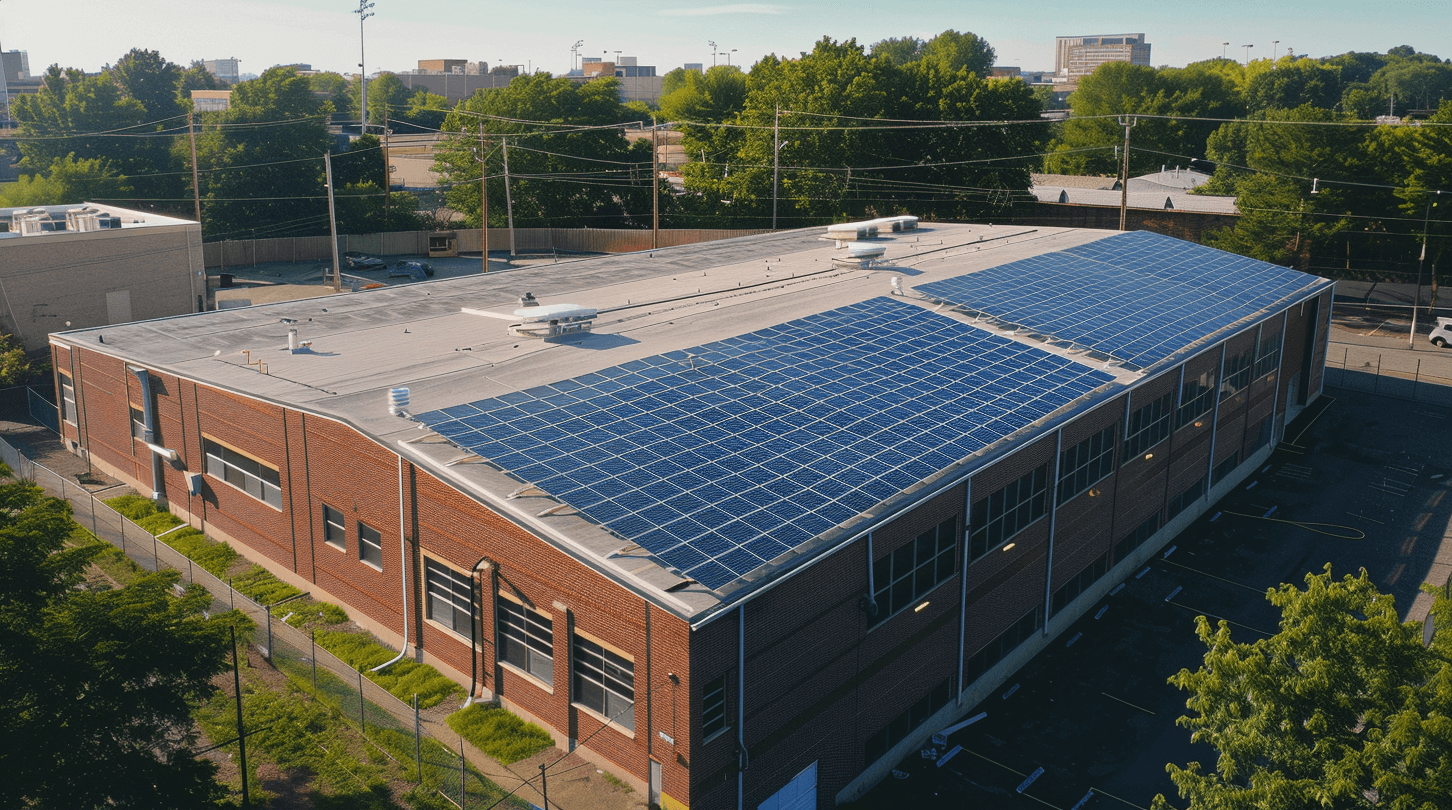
[{"xmin": 849, "ymin": 318, "xmax": 1452, "ymax": 810}]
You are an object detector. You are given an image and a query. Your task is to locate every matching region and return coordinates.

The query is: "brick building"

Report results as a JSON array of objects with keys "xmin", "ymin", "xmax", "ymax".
[{"xmin": 48, "ymin": 224, "xmax": 1331, "ymax": 810}]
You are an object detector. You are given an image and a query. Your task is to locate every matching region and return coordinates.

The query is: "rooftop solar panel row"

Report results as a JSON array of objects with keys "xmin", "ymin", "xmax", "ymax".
[
  {"xmin": 915, "ymin": 230, "xmax": 1317, "ymax": 369},
  {"xmin": 416, "ymin": 297, "xmax": 1117, "ymax": 590}
]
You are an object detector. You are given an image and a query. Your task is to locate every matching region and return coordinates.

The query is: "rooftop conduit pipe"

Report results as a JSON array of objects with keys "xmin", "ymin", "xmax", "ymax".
[{"xmin": 371, "ymin": 454, "xmax": 411, "ymax": 673}]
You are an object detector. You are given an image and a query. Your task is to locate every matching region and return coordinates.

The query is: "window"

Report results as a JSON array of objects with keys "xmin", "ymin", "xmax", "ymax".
[
  {"xmin": 130, "ymin": 406, "xmax": 147, "ymax": 441},
  {"xmin": 1249, "ymin": 415, "xmax": 1273, "ymax": 452},
  {"xmin": 1113, "ymin": 511, "xmax": 1162, "ymax": 563},
  {"xmin": 498, "ymin": 597, "xmax": 554, "ymax": 686},
  {"xmin": 1221, "ymin": 348, "xmax": 1253, "ymax": 400},
  {"xmin": 872, "ymin": 517, "xmax": 957, "ymax": 621},
  {"xmin": 1051, "ymin": 552, "xmax": 1109, "ymax": 615},
  {"xmin": 203, "ymin": 438, "xmax": 282, "ymax": 508},
  {"xmin": 424, "ymin": 558, "xmax": 473, "ymax": 636},
  {"xmin": 59, "ymin": 372, "xmax": 76, "ymax": 425},
  {"xmin": 965, "ymin": 607, "xmax": 1041, "ymax": 683},
  {"xmin": 1175, "ymin": 370, "xmax": 1216, "ymax": 429},
  {"xmin": 863, "ymin": 678, "xmax": 951, "ymax": 764},
  {"xmin": 322, "ymin": 504, "xmax": 346, "ymax": 550},
  {"xmin": 1124, "ymin": 393, "xmax": 1173, "ymax": 459},
  {"xmin": 1057, "ymin": 426, "xmax": 1115, "ymax": 503},
  {"xmin": 702, "ymin": 675, "xmax": 727, "ymax": 738},
  {"xmin": 359, "ymin": 521, "xmax": 383, "ymax": 569},
  {"xmin": 1168, "ymin": 477, "xmax": 1206, "ymax": 520},
  {"xmin": 969, "ymin": 465, "xmax": 1049, "ymax": 561},
  {"xmin": 573, "ymin": 634, "xmax": 635, "ymax": 732},
  {"xmin": 1212, "ymin": 452, "xmax": 1240, "ymax": 486},
  {"xmin": 1254, "ymin": 332, "xmax": 1280, "ymax": 378}
]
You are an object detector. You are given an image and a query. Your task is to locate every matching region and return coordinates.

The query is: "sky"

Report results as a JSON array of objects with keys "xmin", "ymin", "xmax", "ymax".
[{"xmin": 0, "ymin": 0, "xmax": 1448, "ymax": 79}]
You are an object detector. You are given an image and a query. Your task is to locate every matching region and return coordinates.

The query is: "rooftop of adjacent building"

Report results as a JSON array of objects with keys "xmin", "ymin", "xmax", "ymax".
[
  {"xmin": 51, "ymin": 222, "xmax": 1326, "ymax": 623},
  {"xmin": 0, "ymin": 203, "xmax": 197, "ymax": 240}
]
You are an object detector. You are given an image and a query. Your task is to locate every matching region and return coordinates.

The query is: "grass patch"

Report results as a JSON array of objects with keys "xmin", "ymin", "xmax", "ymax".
[
  {"xmin": 66, "ymin": 524, "xmax": 145, "ymax": 587},
  {"xmin": 106, "ymin": 493, "xmax": 160, "ymax": 521},
  {"xmin": 315, "ymin": 631, "xmax": 461, "ymax": 709},
  {"xmin": 280, "ymin": 597, "xmax": 350, "ymax": 629},
  {"xmin": 232, "ymin": 563, "xmax": 302, "ymax": 605},
  {"xmin": 600, "ymin": 771, "xmax": 632, "ymax": 792},
  {"xmin": 445, "ymin": 704, "xmax": 553, "ymax": 765}
]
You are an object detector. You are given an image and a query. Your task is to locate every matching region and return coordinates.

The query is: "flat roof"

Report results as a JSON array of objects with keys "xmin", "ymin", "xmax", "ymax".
[
  {"xmin": 51, "ymin": 224, "xmax": 1331, "ymax": 622},
  {"xmin": 0, "ymin": 203, "xmax": 196, "ymax": 240}
]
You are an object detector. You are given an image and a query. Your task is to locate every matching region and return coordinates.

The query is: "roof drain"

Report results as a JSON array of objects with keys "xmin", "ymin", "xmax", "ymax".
[{"xmin": 371, "ymin": 454, "xmax": 411, "ymax": 673}]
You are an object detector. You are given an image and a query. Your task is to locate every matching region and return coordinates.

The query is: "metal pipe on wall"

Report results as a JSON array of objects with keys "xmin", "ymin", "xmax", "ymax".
[{"xmin": 371, "ymin": 454, "xmax": 411, "ymax": 672}]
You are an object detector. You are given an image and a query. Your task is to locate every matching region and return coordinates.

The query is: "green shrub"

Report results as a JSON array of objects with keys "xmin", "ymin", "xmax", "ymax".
[
  {"xmin": 446, "ymin": 704, "xmax": 553, "ymax": 764},
  {"xmin": 315, "ymin": 630, "xmax": 461, "ymax": 709},
  {"xmin": 232, "ymin": 564, "xmax": 302, "ymax": 605},
  {"xmin": 104, "ymin": 493, "xmax": 160, "ymax": 520},
  {"xmin": 135, "ymin": 511, "xmax": 184, "ymax": 534}
]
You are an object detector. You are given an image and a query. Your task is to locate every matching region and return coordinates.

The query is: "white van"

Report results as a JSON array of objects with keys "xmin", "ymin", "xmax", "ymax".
[{"xmin": 1431, "ymin": 317, "xmax": 1452, "ymax": 348}]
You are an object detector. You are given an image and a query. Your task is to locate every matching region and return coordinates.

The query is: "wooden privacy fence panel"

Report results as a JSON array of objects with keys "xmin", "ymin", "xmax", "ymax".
[{"xmin": 204, "ymin": 228, "xmax": 768, "ymax": 269}]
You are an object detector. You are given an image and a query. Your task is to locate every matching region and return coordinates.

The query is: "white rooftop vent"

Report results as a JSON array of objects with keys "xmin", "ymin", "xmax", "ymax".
[
  {"xmin": 870, "ymin": 215, "xmax": 918, "ymax": 232},
  {"xmin": 833, "ymin": 242, "xmax": 886, "ymax": 268},
  {"xmin": 508, "ymin": 303, "xmax": 597, "ymax": 339},
  {"xmin": 825, "ymin": 221, "xmax": 879, "ymax": 243}
]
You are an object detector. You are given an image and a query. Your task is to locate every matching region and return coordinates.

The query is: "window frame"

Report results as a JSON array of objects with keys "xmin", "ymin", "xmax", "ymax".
[
  {"xmin": 871, "ymin": 516, "xmax": 958, "ymax": 624},
  {"xmin": 1175, "ymin": 369, "xmax": 1217, "ymax": 430},
  {"xmin": 1254, "ymin": 331, "xmax": 1281, "ymax": 379},
  {"xmin": 59, "ymin": 371, "xmax": 77, "ymax": 426},
  {"xmin": 702, "ymin": 674, "xmax": 728, "ymax": 741},
  {"xmin": 1220, "ymin": 347, "xmax": 1254, "ymax": 400},
  {"xmin": 358, "ymin": 521, "xmax": 383, "ymax": 570},
  {"xmin": 969, "ymin": 465, "xmax": 1049, "ymax": 561},
  {"xmin": 1056, "ymin": 426, "xmax": 1116, "ymax": 503},
  {"xmin": 321, "ymin": 503, "xmax": 346, "ymax": 551},
  {"xmin": 202, "ymin": 436, "xmax": 283, "ymax": 510},
  {"xmin": 572, "ymin": 632, "xmax": 636, "ymax": 734},
  {"xmin": 497, "ymin": 593, "xmax": 555, "ymax": 688},
  {"xmin": 129, "ymin": 405, "xmax": 147, "ymax": 442},
  {"xmin": 423, "ymin": 556, "xmax": 474, "ymax": 638},
  {"xmin": 1123, "ymin": 392, "xmax": 1173, "ymax": 460}
]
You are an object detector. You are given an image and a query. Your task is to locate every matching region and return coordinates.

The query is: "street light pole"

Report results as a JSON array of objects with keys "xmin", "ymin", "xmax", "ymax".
[
  {"xmin": 1271, "ymin": 41, "xmax": 1280, "ymax": 67},
  {"xmin": 1412, "ymin": 190, "xmax": 1442, "ymax": 348},
  {"xmin": 355, "ymin": 0, "xmax": 375, "ymax": 134},
  {"xmin": 709, "ymin": 41, "xmax": 717, "ymax": 67},
  {"xmin": 1222, "ymin": 42, "xmax": 1230, "ymax": 60},
  {"xmin": 725, "ymin": 49, "xmax": 737, "ymax": 66},
  {"xmin": 1242, "ymin": 43, "xmax": 1253, "ymax": 65}
]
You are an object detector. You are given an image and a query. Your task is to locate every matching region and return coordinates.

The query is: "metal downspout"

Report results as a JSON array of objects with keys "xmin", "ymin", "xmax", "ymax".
[{"xmin": 371, "ymin": 454, "xmax": 411, "ymax": 672}]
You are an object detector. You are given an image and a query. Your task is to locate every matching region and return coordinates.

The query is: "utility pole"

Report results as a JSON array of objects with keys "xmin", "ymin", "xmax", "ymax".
[
  {"xmin": 230, "ymin": 626, "xmax": 250, "ymax": 809},
  {"xmin": 651, "ymin": 115, "xmax": 659, "ymax": 249},
  {"xmin": 478, "ymin": 125, "xmax": 489, "ymax": 273},
  {"xmin": 709, "ymin": 41, "xmax": 717, "ymax": 68},
  {"xmin": 187, "ymin": 110, "xmax": 202, "ymax": 224},
  {"xmin": 1412, "ymin": 190, "xmax": 1442, "ymax": 348},
  {"xmin": 325, "ymin": 153, "xmax": 343, "ymax": 293},
  {"xmin": 772, "ymin": 105, "xmax": 780, "ymax": 231},
  {"xmin": 501, "ymin": 136, "xmax": 516, "ymax": 259},
  {"xmin": 382, "ymin": 114, "xmax": 391, "ymax": 231},
  {"xmin": 355, "ymin": 0, "xmax": 376, "ymax": 133},
  {"xmin": 1118, "ymin": 115, "xmax": 1136, "ymax": 232}
]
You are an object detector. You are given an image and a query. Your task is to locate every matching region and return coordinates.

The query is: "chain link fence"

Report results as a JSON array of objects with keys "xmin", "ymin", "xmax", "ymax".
[
  {"xmin": 0, "ymin": 434, "xmax": 524, "ymax": 809},
  {"xmin": 1323, "ymin": 344, "xmax": 1452, "ymax": 408}
]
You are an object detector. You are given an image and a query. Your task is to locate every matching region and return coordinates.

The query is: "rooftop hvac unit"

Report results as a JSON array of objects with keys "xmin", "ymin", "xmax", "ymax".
[
  {"xmin": 869, "ymin": 215, "xmax": 918, "ymax": 232},
  {"xmin": 832, "ymin": 242, "xmax": 887, "ymax": 268},
  {"xmin": 825, "ymin": 221, "xmax": 879, "ymax": 242}
]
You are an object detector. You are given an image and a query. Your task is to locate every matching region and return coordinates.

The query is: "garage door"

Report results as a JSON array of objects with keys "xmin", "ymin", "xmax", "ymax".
[{"xmin": 758, "ymin": 761, "xmax": 817, "ymax": 810}]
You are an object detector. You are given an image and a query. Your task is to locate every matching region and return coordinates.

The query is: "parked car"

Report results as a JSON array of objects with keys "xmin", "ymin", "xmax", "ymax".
[
  {"xmin": 391, "ymin": 260, "xmax": 434, "ymax": 280},
  {"xmin": 1431, "ymin": 317, "xmax": 1452, "ymax": 348},
  {"xmin": 343, "ymin": 251, "xmax": 387, "ymax": 270}
]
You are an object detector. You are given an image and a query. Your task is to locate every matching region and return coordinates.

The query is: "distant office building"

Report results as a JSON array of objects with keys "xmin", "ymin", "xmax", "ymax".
[
  {"xmin": 419, "ymin": 59, "xmax": 468, "ymax": 74},
  {"xmin": 203, "ymin": 58, "xmax": 241, "ymax": 85},
  {"xmin": 684, "ymin": 63, "xmax": 704, "ymax": 73},
  {"xmin": 190, "ymin": 90, "xmax": 232, "ymax": 113},
  {"xmin": 2, "ymin": 50, "xmax": 29, "ymax": 82},
  {"xmin": 1055, "ymin": 34, "xmax": 1150, "ymax": 79},
  {"xmin": 576, "ymin": 57, "xmax": 662, "ymax": 104}
]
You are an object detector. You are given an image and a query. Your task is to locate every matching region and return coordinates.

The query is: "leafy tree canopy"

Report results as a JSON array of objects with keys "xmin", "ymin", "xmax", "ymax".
[
  {"xmin": 0, "ymin": 469, "xmax": 232, "ymax": 807},
  {"xmin": 1154, "ymin": 566, "xmax": 1452, "ymax": 810}
]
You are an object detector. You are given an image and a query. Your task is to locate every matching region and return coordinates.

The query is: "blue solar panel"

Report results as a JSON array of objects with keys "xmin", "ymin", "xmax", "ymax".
[
  {"xmin": 415, "ymin": 297, "xmax": 1116, "ymax": 591},
  {"xmin": 915, "ymin": 230, "xmax": 1317, "ymax": 369}
]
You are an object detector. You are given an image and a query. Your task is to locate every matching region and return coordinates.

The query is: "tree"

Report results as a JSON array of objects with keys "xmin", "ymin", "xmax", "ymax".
[
  {"xmin": 1243, "ymin": 57, "xmax": 1343, "ymax": 113},
  {"xmin": 870, "ymin": 36, "xmax": 924, "ymax": 66},
  {"xmin": 0, "ymin": 154, "xmax": 133, "ymax": 207},
  {"xmin": 194, "ymin": 66, "xmax": 332, "ymax": 238},
  {"xmin": 0, "ymin": 333, "xmax": 39, "ymax": 386},
  {"xmin": 352, "ymin": 71, "xmax": 411, "ymax": 126},
  {"xmin": 0, "ymin": 470, "xmax": 231, "ymax": 807},
  {"xmin": 177, "ymin": 60, "xmax": 221, "ymax": 101},
  {"xmin": 398, "ymin": 89, "xmax": 451, "ymax": 131},
  {"xmin": 310, "ymin": 71, "xmax": 353, "ymax": 118},
  {"xmin": 1154, "ymin": 566, "xmax": 1452, "ymax": 810},
  {"xmin": 918, "ymin": 30, "xmax": 995, "ymax": 78},
  {"xmin": 435, "ymin": 74, "xmax": 651, "ymax": 228}
]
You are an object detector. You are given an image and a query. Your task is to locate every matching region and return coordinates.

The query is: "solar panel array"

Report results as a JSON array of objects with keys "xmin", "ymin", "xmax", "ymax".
[
  {"xmin": 915, "ymin": 230, "xmax": 1317, "ymax": 369},
  {"xmin": 416, "ymin": 297, "xmax": 1116, "ymax": 590}
]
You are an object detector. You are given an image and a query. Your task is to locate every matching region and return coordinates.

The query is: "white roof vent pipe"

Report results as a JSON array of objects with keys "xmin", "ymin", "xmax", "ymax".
[{"xmin": 389, "ymin": 387, "xmax": 410, "ymax": 416}]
